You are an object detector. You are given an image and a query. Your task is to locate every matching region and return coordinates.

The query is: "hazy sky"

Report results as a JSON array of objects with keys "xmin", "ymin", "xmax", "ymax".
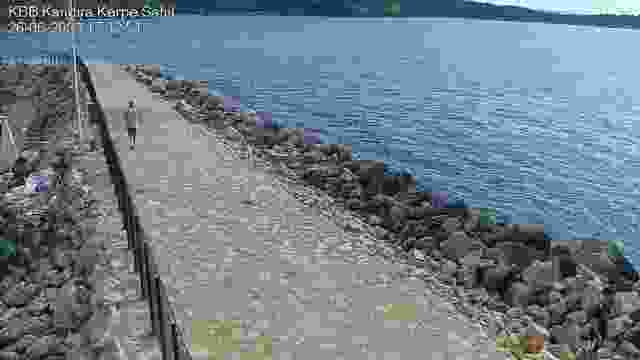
[{"xmin": 481, "ymin": 0, "xmax": 640, "ymax": 15}]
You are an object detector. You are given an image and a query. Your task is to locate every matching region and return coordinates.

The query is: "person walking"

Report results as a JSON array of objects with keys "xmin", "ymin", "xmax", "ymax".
[{"xmin": 124, "ymin": 100, "xmax": 141, "ymax": 150}]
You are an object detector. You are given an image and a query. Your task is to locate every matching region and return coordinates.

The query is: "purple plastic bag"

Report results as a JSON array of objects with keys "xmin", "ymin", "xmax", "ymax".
[
  {"xmin": 30, "ymin": 175, "xmax": 49, "ymax": 193},
  {"xmin": 303, "ymin": 128, "xmax": 322, "ymax": 145},
  {"xmin": 255, "ymin": 111, "xmax": 273, "ymax": 129},
  {"xmin": 430, "ymin": 191, "xmax": 448, "ymax": 209},
  {"xmin": 223, "ymin": 96, "xmax": 241, "ymax": 112}
]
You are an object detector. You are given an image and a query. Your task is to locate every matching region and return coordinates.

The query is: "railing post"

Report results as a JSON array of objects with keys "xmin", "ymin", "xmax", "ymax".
[
  {"xmin": 138, "ymin": 234, "xmax": 149, "ymax": 299},
  {"xmin": 158, "ymin": 280, "xmax": 175, "ymax": 360},
  {"xmin": 170, "ymin": 321, "xmax": 181, "ymax": 360},
  {"xmin": 145, "ymin": 242, "xmax": 160, "ymax": 337},
  {"xmin": 154, "ymin": 274, "xmax": 167, "ymax": 360}
]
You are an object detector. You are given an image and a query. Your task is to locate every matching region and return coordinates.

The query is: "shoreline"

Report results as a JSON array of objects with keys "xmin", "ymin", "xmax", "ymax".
[{"xmin": 124, "ymin": 63, "xmax": 640, "ymax": 359}]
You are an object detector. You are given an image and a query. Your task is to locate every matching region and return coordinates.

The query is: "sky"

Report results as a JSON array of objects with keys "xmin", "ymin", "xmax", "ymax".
[{"xmin": 480, "ymin": 0, "xmax": 640, "ymax": 15}]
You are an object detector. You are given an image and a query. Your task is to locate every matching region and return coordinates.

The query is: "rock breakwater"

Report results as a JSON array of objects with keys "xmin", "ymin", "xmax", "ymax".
[
  {"xmin": 0, "ymin": 63, "xmax": 122, "ymax": 360},
  {"xmin": 124, "ymin": 63, "xmax": 640, "ymax": 360},
  {"xmin": 0, "ymin": 144, "xmax": 125, "ymax": 360}
]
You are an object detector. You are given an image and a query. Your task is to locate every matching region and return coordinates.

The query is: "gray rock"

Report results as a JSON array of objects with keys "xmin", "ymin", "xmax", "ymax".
[
  {"xmin": 0, "ymin": 315, "xmax": 51, "ymax": 347},
  {"xmin": 207, "ymin": 110, "xmax": 226, "ymax": 129},
  {"xmin": 483, "ymin": 247, "xmax": 507, "ymax": 265},
  {"xmin": 505, "ymin": 281, "xmax": 533, "ymax": 308},
  {"xmin": 551, "ymin": 322, "xmax": 581, "ymax": 351},
  {"xmin": 149, "ymin": 79, "xmax": 166, "ymax": 93},
  {"xmin": 24, "ymin": 335, "xmax": 65, "ymax": 360},
  {"xmin": 440, "ymin": 231, "xmax": 486, "ymax": 261},
  {"xmin": 346, "ymin": 198, "xmax": 365, "ymax": 211},
  {"xmin": 141, "ymin": 64, "xmax": 161, "ymax": 77},
  {"xmin": 346, "ymin": 160, "xmax": 385, "ymax": 197},
  {"xmin": 3, "ymin": 282, "xmax": 40, "ymax": 307},
  {"xmin": 495, "ymin": 241, "xmax": 543, "ymax": 270},
  {"xmin": 389, "ymin": 204, "xmax": 409, "ymax": 226},
  {"xmin": 0, "ymin": 352, "xmax": 19, "ymax": 360},
  {"xmin": 441, "ymin": 218, "xmax": 461, "ymax": 234},
  {"xmin": 165, "ymin": 79, "xmax": 183, "ymax": 91},
  {"xmin": 372, "ymin": 226, "xmax": 389, "ymax": 240},
  {"xmin": 581, "ymin": 280, "xmax": 604, "ymax": 314},
  {"xmin": 2, "ymin": 334, "xmax": 37, "ymax": 353},
  {"xmin": 525, "ymin": 322, "xmax": 550, "ymax": 338},
  {"xmin": 618, "ymin": 341, "xmax": 640, "ymax": 357},
  {"xmin": 408, "ymin": 236, "xmax": 436, "ymax": 252},
  {"xmin": 224, "ymin": 127, "xmax": 243, "ymax": 142},
  {"xmin": 441, "ymin": 259, "xmax": 458, "ymax": 280},
  {"xmin": 482, "ymin": 265, "xmax": 513, "ymax": 293},
  {"xmin": 526, "ymin": 304, "xmax": 551, "ymax": 328},
  {"xmin": 565, "ymin": 310, "xmax": 588, "ymax": 325},
  {"xmin": 512, "ymin": 224, "xmax": 550, "ymax": 251},
  {"xmin": 366, "ymin": 215, "xmax": 383, "ymax": 226},
  {"xmin": 522, "ymin": 260, "xmax": 555, "ymax": 292},
  {"xmin": 614, "ymin": 292, "xmax": 640, "ymax": 316},
  {"xmin": 548, "ymin": 299, "xmax": 569, "ymax": 325},
  {"xmin": 608, "ymin": 315, "xmax": 633, "ymax": 339},
  {"xmin": 52, "ymin": 247, "xmax": 74, "ymax": 269}
]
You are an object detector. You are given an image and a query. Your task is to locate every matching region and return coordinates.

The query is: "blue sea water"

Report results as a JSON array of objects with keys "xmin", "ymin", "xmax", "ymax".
[{"xmin": 2, "ymin": 16, "xmax": 640, "ymax": 264}]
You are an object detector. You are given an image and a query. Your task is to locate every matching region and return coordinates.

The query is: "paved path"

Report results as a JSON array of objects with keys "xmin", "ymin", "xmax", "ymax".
[{"xmin": 87, "ymin": 63, "xmax": 509, "ymax": 360}]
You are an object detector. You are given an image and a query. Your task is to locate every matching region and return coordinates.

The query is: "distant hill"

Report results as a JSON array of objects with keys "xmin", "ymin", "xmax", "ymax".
[{"xmin": 175, "ymin": 0, "xmax": 640, "ymax": 30}]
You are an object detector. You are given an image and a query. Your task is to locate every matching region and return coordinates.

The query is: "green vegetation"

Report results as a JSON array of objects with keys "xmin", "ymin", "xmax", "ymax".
[
  {"xmin": 0, "ymin": 238, "xmax": 16, "ymax": 258},
  {"xmin": 495, "ymin": 335, "xmax": 544, "ymax": 360},
  {"xmin": 479, "ymin": 208, "xmax": 497, "ymax": 226},
  {"xmin": 192, "ymin": 320, "xmax": 272, "ymax": 360},
  {"xmin": 384, "ymin": 0, "xmax": 401, "ymax": 16},
  {"xmin": 383, "ymin": 303, "xmax": 417, "ymax": 321}
]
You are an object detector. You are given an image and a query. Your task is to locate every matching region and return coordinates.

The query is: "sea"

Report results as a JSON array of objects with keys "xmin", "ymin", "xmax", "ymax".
[{"xmin": 2, "ymin": 15, "xmax": 639, "ymax": 264}]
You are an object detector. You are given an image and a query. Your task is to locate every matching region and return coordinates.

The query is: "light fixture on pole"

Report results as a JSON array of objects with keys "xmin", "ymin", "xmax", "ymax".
[{"xmin": 70, "ymin": 0, "xmax": 83, "ymax": 140}]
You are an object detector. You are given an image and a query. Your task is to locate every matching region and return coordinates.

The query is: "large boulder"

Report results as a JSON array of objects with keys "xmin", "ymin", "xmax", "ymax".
[
  {"xmin": 607, "ymin": 315, "xmax": 633, "ymax": 339},
  {"xmin": 522, "ymin": 260, "xmax": 555, "ymax": 292},
  {"xmin": 150, "ymin": 79, "xmax": 166, "ymax": 93},
  {"xmin": 481, "ymin": 264, "xmax": 518, "ymax": 294},
  {"xmin": 494, "ymin": 241, "xmax": 545, "ymax": 270},
  {"xmin": 206, "ymin": 110, "xmax": 228, "ymax": 130},
  {"xmin": 550, "ymin": 322, "xmax": 581, "ymax": 352},
  {"xmin": 613, "ymin": 292, "xmax": 640, "ymax": 316},
  {"xmin": 165, "ymin": 79, "xmax": 183, "ymax": 91},
  {"xmin": 547, "ymin": 299, "xmax": 569, "ymax": 325},
  {"xmin": 343, "ymin": 160, "xmax": 385, "ymax": 198},
  {"xmin": 485, "ymin": 224, "xmax": 550, "ymax": 253},
  {"xmin": 580, "ymin": 280, "xmax": 604, "ymax": 315},
  {"xmin": 380, "ymin": 173, "xmax": 417, "ymax": 197},
  {"xmin": 440, "ymin": 231, "xmax": 486, "ymax": 261},
  {"xmin": 504, "ymin": 281, "xmax": 533, "ymax": 308},
  {"xmin": 141, "ymin": 64, "xmax": 161, "ymax": 77}
]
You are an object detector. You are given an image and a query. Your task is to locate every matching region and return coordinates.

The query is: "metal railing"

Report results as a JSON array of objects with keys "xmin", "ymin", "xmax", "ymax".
[{"xmin": 75, "ymin": 56, "xmax": 193, "ymax": 360}]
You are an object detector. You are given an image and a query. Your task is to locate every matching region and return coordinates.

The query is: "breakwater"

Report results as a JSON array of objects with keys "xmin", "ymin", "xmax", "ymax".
[
  {"xmin": 125, "ymin": 63, "xmax": 640, "ymax": 359},
  {"xmin": 0, "ymin": 59, "xmax": 126, "ymax": 360}
]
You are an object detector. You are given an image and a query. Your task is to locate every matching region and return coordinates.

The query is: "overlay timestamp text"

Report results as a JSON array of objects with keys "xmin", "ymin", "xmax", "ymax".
[{"xmin": 8, "ymin": 20, "xmax": 80, "ymax": 33}]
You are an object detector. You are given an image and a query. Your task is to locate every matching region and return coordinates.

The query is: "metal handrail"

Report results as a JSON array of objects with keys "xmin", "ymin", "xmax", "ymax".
[{"xmin": 76, "ymin": 56, "xmax": 193, "ymax": 360}]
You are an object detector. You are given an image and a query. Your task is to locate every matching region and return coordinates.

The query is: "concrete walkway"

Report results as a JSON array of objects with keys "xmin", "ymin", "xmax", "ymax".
[{"xmin": 86, "ymin": 63, "xmax": 509, "ymax": 360}]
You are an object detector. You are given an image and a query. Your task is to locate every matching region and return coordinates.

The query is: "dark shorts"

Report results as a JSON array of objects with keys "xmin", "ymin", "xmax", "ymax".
[{"xmin": 127, "ymin": 128, "xmax": 137, "ymax": 137}]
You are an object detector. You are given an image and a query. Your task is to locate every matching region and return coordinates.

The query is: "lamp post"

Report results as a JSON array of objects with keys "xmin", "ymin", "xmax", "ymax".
[{"xmin": 70, "ymin": 0, "xmax": 82, "ymax": 140}]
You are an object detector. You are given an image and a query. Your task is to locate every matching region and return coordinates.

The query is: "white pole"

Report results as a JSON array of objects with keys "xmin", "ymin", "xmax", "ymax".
[{"xmin": 70, "ymin": 0, "xmax": 82, "ymax": 140}]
